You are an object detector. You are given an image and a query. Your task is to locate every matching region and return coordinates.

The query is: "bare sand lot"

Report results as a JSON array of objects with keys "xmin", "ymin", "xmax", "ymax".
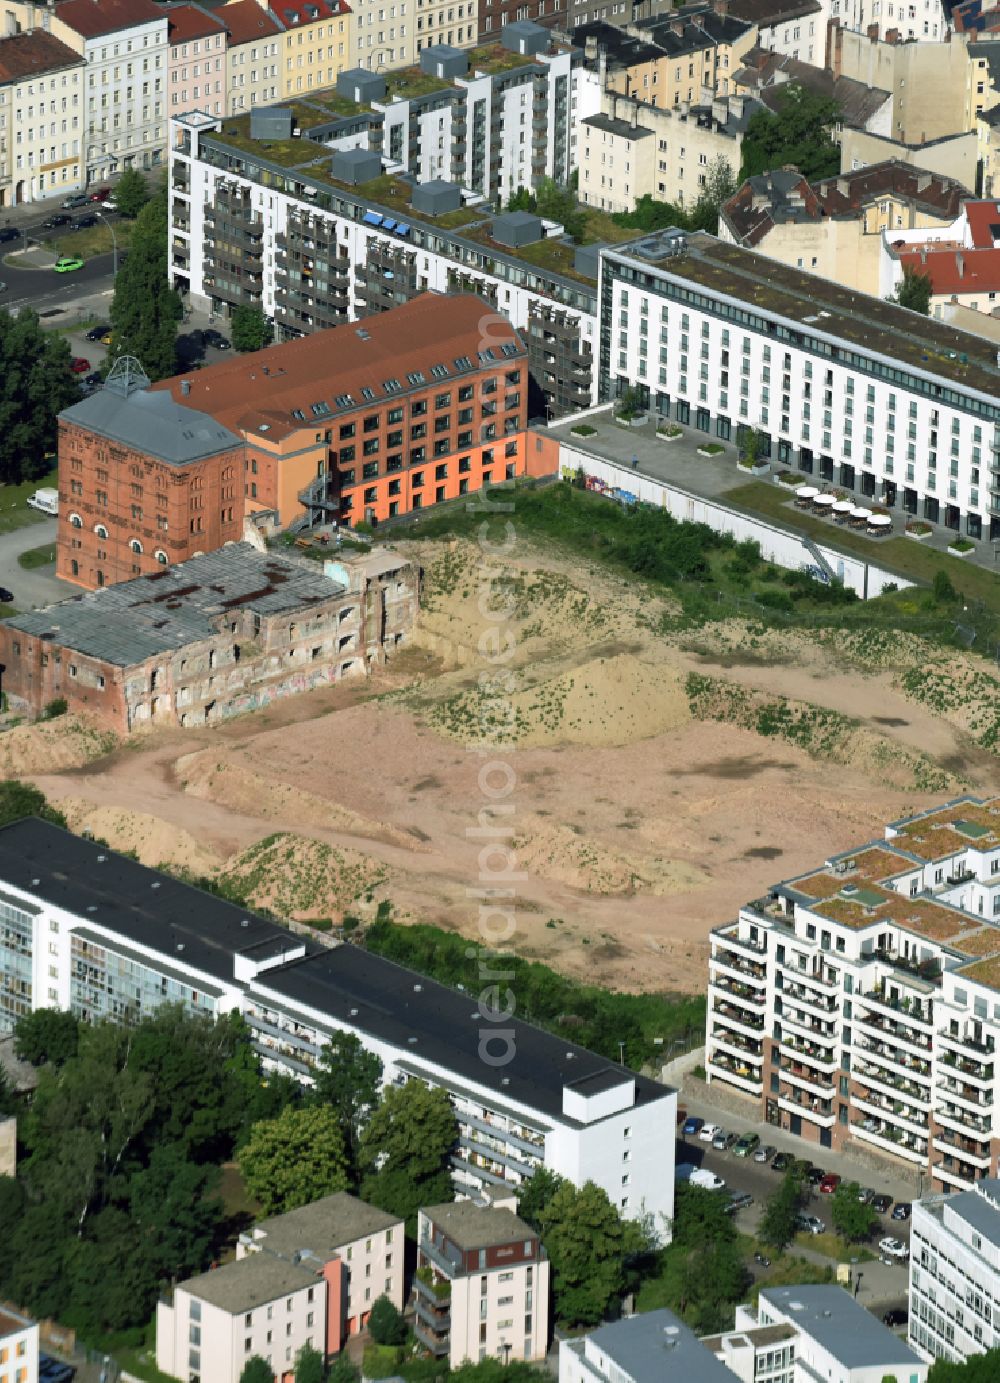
[{"xmin": 22, "ymin": 537, "xmax": 1000, "ymax": 995}]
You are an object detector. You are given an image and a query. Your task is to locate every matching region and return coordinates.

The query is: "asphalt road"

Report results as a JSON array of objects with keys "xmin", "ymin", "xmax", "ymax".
[
  {"xmin": 0, "ymin": 518, "xmax": 67, "ymax": 610},
  {"xmin": 2, "ymin": 251, "xmax": 116, "ymax": 313}
]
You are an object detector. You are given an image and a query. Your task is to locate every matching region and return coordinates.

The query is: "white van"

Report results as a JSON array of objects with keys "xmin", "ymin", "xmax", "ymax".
[{"xmin": 27, "ymin": 488, "xmax": 58, "ymax": 516}]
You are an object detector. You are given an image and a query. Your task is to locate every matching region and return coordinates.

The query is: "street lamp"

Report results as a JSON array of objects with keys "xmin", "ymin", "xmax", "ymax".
[{"xmin": 95, "ymin": 208, "xmax": 118, "ymax": 277}]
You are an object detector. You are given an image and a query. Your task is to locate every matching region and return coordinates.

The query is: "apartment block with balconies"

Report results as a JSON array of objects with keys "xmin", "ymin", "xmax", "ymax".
[{"xmin": 705, "ymin": 795, "xmax": 1000, "ymax": 1189}]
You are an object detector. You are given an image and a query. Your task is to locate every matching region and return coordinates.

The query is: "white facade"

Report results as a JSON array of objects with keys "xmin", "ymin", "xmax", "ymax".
[
  {"xmin": 752, "ymin": 1287, "xmax": 928, "ymax": 1383},
  {"xmin": 910, "ymin": 1180, "xmax": 1000, "ymax": 1362},
  {"xmin": 0, "ymin": 1308, "xmax": 39, "ymax": 1383}
]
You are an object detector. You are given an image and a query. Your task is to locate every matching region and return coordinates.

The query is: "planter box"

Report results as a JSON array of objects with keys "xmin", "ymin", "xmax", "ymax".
[
  {"xmin": 658, "ymin": 430, "xmax": 682, "ymax": 442},
  {"xmin": 615, "ymin": 412, "xmax": 650, "ymax": 429},
  {"xmin": 697, "ymin": 445, "xmax": 726, "ymax": 458},
  {"xmin": 739, "ymin": 461, "xmax": 770, "ymax": 476},
  {"xmin": 905, "ymin": 528, "xmax": 931, "ymax": 541},
  {"xmin": 948, "ymin": 544, "xmax": 975, "ymax": 557}
]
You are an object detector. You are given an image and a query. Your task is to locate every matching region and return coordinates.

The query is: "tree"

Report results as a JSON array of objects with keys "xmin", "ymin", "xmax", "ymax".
[
  {"xmin": 0, "ymin": 1065, "xmax": 18, "ymax": 1117},
  {"xmin": 313, "ymin": 1033, "xmax": 382, "ymax": 1180},
  {"xmin": 108, "ymin": 188, "xmax": 181, "ymax": 380},
  {"xmin": 506, "ymin": 186, "xmax": 536, "ymax": 212},
  {"xmin": 358, "ymin": 1082, "xmax": 457, "ymax": 1226},
  {"xmin": 692, "ymin": 156, "xmax": 737, "ymax": 234},
  {"xmin": 0, "ymin": 781, "xmax": 66, "ymax": 828},
  {"xmin": 516, "ymin": 1166, "xmax": 565, "ymax": 1232},
  {"xmin": 231, "ymin": 305, "xmax": 274, "ymax": 353},
  {"xmin": 295, "ymin": 1342, "xmax": 326, "ymax": 1383},
  {"xmin": 538, "ymin": 1180, "xmax": 627, "ymax": 1326},
  {"xmin": 890, "ymin": 266, "xmax": 933, "ymax": 316},
  {"xmin": 14, "ymin": 1009, "xmax": 79, "ymax": 1067},
  {"xmin": 739, "ymin": 85, "xmax": 841, "ymax": 181},
  {"xmin": 534, "ymin": 177, "xmax": 586, "ymax": 241},
  {"xmin": 367, "ymin": 1294, "xmax": 407, "ymax": 1346},
  {"xmin": 928, "ymin": 1354, "xmax": 1000, "ymax": 1381},
  {"xmin": 114, "ymin": 168, "xmax": 150, "ymax": 219},
  {"xmin": 241, "ymin": 1358, "xmax": 275, "ymax": 1383},
  {"xmin": 933, "ymin": 569, "xmax": 958, "ymax": 604},
  {"xmin": 830, "ymin": 1182, "xmax": 877, "ymax": 1244},
  {"xmin": 0, "ymin": 310, "xmax": 82, "ymax": 485},
  {"xmin": 327, "ymin": 1355, "xmax": 360, "ymax": 1383},
  {"xmin": 240, "ymin": 1104, "xmax": 350, "ymax": 1214},
  {"xmin": 758, "ymin": 1167, "xmax": 805, "ymax": 1251}
]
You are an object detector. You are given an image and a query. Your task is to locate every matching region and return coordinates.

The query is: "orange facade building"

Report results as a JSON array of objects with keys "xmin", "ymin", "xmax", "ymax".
[{"xmin": 154, "ymin": 293, "xmax": 529, "ymax": 530}]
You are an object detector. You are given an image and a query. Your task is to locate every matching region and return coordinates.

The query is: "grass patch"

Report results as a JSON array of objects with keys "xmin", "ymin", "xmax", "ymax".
[
  {"xmin": 51, "ymin": 218, "xmax": 135, "ymax": 262},
  {"xmin": 794, "ymin": 1230, "xmax": 874, "ymax": 1262},
  {"xmin": 18, "ymin": 542, "xmax": 56, "ymax": 570},
  {"xmin": 0, "ymin": 469, "xmax": 57, "ymax": 535}
]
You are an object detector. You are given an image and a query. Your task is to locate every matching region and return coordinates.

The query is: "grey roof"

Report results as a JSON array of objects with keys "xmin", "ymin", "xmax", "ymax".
[
  {"xmin": 422, "ymin": 1201, "xmax": 537, "ymax": 1251},
  {"xmin": 582, "ymin": 112, "xmax": 653, "ymax": 140},
  {"xmin": 62, "ymin": 378, "xmax": 242, "ymax": 467},
  {"xmin": 758, "ymin": 1285, "xmax": 924, "ymax": 1369},
  {"xmin": 936, "ymin": 1178, "xmax": 1000, "ymax": 1246},
  {"xmin": 581, "ymin": 1310, "xmax": 735, "ymax": 1383},
  {"xmin": 252, "ymin": 1192, "xmax": 403, "ymax": 1261},
  {"xmin": 179, "ymin": 1253, "xmax": 319, "ymax": 1314},
  {"xmin": 982, "ymin": 102, "xmax": 1000, "ymax": 129},
  {"xmin": 3, "ymin": 543, "xmax": 348, "ymax": 667}
]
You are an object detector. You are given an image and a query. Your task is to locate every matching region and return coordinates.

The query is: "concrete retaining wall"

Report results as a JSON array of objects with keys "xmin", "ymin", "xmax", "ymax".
[{"xmin": 556, "ymin": 443, "xmax": 912, "ymax": 601}]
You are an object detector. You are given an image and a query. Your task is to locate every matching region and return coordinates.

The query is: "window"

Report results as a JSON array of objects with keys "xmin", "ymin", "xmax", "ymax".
[
  {"xmin": 154, "ymin": 549, "xmax": 169, "ymax": 565},
  {"xmin": 94, "ymin": 523, "xmax": 109, "ymax": 538}
]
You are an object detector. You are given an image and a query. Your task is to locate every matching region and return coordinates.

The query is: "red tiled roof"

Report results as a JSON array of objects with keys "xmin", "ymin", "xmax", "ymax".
[
  {"xmin": 220, "ymin": 0, "xmax": 282, "ymax": 43},
  {"xmin": 153, "ymin": 295, "xmax": 525, "ymax": 436},
  {"xmin": 167, "ymin": 2, "xmax": 227, "ymax": 44},
  {"xmin": 962, "ymin": 198, "xmax": 1000, "ymax": 249},
  {"xmin": 0, "ymin": 29, "xmax": 82, "ymax": 81},
  {"xmin": 896, "ymin": 245, "xmax": 1000, "ymax": 296},
  {"xmin": 55, "ymin": 0, "xmax": 164, "ymax": 38}
]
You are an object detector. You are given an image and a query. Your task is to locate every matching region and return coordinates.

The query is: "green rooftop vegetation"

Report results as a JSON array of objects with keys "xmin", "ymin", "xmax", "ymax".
[
  {"xmin": 465, "ymin": 41, "xmax": 539, "ymax": 75},
  {"xmin": 381, "ymin": 65, "xmax": 452, "ymax": 100},
  {"xmin": 307, "ymin": 90, "xmax": 371, "ymax": 117}
]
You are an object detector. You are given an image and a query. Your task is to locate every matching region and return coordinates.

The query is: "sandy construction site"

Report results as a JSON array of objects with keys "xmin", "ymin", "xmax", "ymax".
[{"xmin": 19, "ymin": 535, "xmax": 1000, "ymax": 995}]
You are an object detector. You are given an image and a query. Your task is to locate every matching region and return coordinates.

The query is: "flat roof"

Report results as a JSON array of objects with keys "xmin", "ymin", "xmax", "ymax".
[
  {"xmin": 759, "ymin": 1285, "xmax": 924, "ymax": 1369},
  {"xmin": 251, "ymin": 945, "xmax": 674, "ymax": 1125},
  {"xmin": 931, "ymin": 1178, "xmax": 1000, "ymax": 1245},
  {"xmin": 583, "ymin": 1310, "xmax": 736, "ymax": 1383},
  {"xmin": 606, "ymin": 231, "xmax": 1000, "ymax": 401},
  {"xmin": 0, "ymin": 818, "xmax": 299, "ymax": 984},
  {"xmin": 62, "ymin": 377, "xmax": 242, "ymax": 466},
  {"xmin": 422, "ymin": 1200, "xmax": 537, "ymax": 1251},
  {"xmin": 253, "ymin": 1192, "xmax": 402, "ymax": 1259},
  {"xmin": 3, "ymin": 543, "xmax": 349, "ymax": 668},
  {"xmin": 180, "ymin": 1253, "xmax": 319, "ymax": 1314}
]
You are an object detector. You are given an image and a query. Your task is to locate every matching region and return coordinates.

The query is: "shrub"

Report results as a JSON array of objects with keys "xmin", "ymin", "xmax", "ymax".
[
  {"xmin": 42, "ymin": 697, "xmax": 68, "ymax": 720},
  {"xmin": 571, "ymin": 424, "xmax": 597, "ymax": 436},
  {"xmin": 367, "ymin": 1295, "xmax": 407, "ymax": 1346}
]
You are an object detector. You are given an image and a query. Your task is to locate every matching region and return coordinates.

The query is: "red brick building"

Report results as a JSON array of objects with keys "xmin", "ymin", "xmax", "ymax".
[{"xmin": 57, "ymin": 356, "xmax": 245, "ymax": 591}]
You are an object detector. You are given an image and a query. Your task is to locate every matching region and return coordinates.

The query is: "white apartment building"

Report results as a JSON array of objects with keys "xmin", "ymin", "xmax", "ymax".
[
  {"xmin": 157, "ymin": 1253, "xmax": 326, "ymax": 1383},
  {"xmin": 238, "ymin": 1192, "xmax": 405, "ymax": 1340},
  {"xmin": 910, "ymin": 1179, "xmax": 1000, "ymax": 1363},
  {"xmin": 0, "ymin": 1308, "xmax": 39, "ymax": 1383},
  {"xmin": 0, "ymin": 818, "xmax": 676, "ymax": 1236},
  {"xmin": 703, "ymin": 795, "xmax": 1000, "ymax": 1190},
  {"xmin": 414, "ymin": 1201, "xmax": 550, "ymax": 1366},
  {"xmin": 599, "ymin": 231, "xmax": 1000, "ymax": 540},
  {"xmin": 0, "ymin": 29, "xmax": 84, "ymax": 206}
]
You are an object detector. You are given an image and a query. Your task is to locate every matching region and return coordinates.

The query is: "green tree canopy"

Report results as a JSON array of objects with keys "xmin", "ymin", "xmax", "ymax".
[
  {"xmin": 830, "ymin": 1182, "xmax": 878, "ymax": 1244},
  {"xmin": 294, "ymin": 1341, "xmax": 326, "ymax": 1383},
  {"xmin": 368, "ymin": 1294, "xmax": 407, "ymax": 1345},
  {"xmin": 14, "ymin": 1009, "xmax": 79, "ymax": 1067},
  {"xmin": 0, "ymin": 781, "xmax": 67, "ymax": 828},
  {"xmin": 108, "ymin": 188, "xmax": 181, "ymax": 380},
  {"xmin": 928, "ymin": 1352, "xmax": 1000, "ymax": 1381},
  {"xmin": 515, "ymin": 1166, "xmax": 566, "ymax": 1232},
  {"xmin": 739, "ymin": 85, "xmax": 840, "ymax": 180},
  {"xmin": 890, "ymin": 266, "xmax": 933, "ymax": 316},
  {"xmin": 114, "ymin": 168, "xmax": 150, "ymax": 219},
  {"xmin": 327, "ymin": 1355, "xmax": 360, "ymax": 1383},
  {"xmin": 241, "ymin": 1357, "xmax": 275, "ymax": 1383},
  {"xmin": 240, "ymin": 1103, "xmax": 350, "ymax": 1214},
  {"xmin": 359, "ymin": 1081, "xmax": 457, "ymax": 1226},
  {"xmin": 538, "ymin": 1180, "xmax": 628, "ymax": 1326},
  {"xmin": 231, "ymin": 305, "xmax": 274, "ymax": 353},
  {"xmin": 0, "ymin": 310, "xmax": 81, "ymax": 485},
  {"xmin": 758, "ymin": 1167, "xmax": 805, "ymax": 1251},
  {"xmin": 313, "ymin": 1032, "xmax": 382, "ymax": 1180}
]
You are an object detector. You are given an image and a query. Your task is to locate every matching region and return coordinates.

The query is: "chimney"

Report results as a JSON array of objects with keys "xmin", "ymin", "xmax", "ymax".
[
  {"xmin": 712, "ymin": 95, "xmax": 726, "ymax": 124},
  {"xmin": 181, "ymin": 379, "xmax": 191, "ymax": 395},
  {"xmin": 730, "ymin": 92, "xmax": 744, "ymax": 118},
  {"xmin": 916, "ymin": 172, "xmax": 931, "ymax": 193},
  {"xmin": 670, "ymin": 17, "xmax": 684, "ymax": 34},
  {"xmin": 585, "ymin": 35, "xmax": 598, "ymax": 60},
  {"xmin": 956, "ymin": 251, "xmax": 965, "ymax": 278}
]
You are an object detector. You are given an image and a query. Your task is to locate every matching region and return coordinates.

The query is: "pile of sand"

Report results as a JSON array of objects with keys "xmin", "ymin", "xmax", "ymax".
[
  {"xmin": 175, "ymin": 748, "xmax": 420, "ymax": 849},
  {"xmin": 0, "ymin": 716, "xmax": 115, "ymax": 777},
  {"xmin": 218, "ymin": 832, "xmax": 386, "ymax": 921},
  {"xmin": 514, "ymin": 811, "xmax": 709, "ymax": 895},
  {"xmin": 57, "ymin": 797, "xmax": 222, "ymax": 875}
]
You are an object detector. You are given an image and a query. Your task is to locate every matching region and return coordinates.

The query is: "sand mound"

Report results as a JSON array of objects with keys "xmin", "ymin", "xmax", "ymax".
[
  {"xmin": 0, "ymin": 716, "xmax": 115, "ymax": 776},
  {"xmin": 514, "ymin": 812, "xmax": 709, "ymax": 896},
  {"xmin": 58, "ymin": 797, "xmax": 222, "ymax": 875},
  {"xmin": 175, "ymin": 749, "xmax": 420, "ymax": 849},
  {"xmin": 218, "ymin": 832, "xmax": 386, "ymax": 921}
]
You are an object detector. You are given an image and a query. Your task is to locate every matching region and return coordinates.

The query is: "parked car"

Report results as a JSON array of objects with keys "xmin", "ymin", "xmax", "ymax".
[
  {"xmin": 54, "ymin": 256, "xmax": 84, "ymax": 272},
  {"xmin": 753, "ymin": 1251, "xmax": 771, "ymax": 1267},
  {"xmin": 857, "ymin": 1187, "xmax": 876, "ymax": 1204},
  {"xmin": 70, "ymin": 357, "xmax": 90, "ymax": 374},
  {"xmin": 805, "ymin": 1166, "xmax": 826, "ymax": 1186},
  {"xmin": 83, "ymin": 372, "xmax": 102, "ymax": 387},
  {"xmin": 203, "ymin": 327, "xmax": 231, "ymax": 350},
  {"xmin": 818, "ymin": 1173, "xmax": 842, "ymax": 1195},
  {"xmin": 879, "ymin": 1237, "xmax": 909, "ymax": 1260},
  {"xmin": 754, "ymin": 1143, "xmax": 776, "ymax": 1164},
  {"xmin": 0, "ymin": 281, "xmax": 6, "ymax": 293},
  {"xmin": 771, "ymin": 1152, "xmax": 790, "ymax": 1172},
  {"xmin": 74, "ymin": 213, "xmax": 99, "ymax": 229},
  {"xmin": 42, "ymin": 213, "xmax": 73, "ymax": 229},
  {"xmin": 728, "ymin": 1191, "xmax": 754, "ymax": 1213},
  {"xmin": 62, "ymin": 192, "xmax": 90, "ymax": 209},
  {"xmin": 682, "ymin": 1116, "xmax": 704, "ymax": 1136},
  {"xmin": 883, "ymin": 1308, "xmax": 908, "ymax": 1328},
  {"xmin": 38, "ymin": 1356, "xmax": 75, "ymax": 1383},
  {"xmin": 699, "ymin": 1123, "xmax": 720, "ymax": 1143},
  {"xmin": 872, "ymin": 1194, "xmax": 893, "ymax": 1214},
  {"xmin": 86, "ymin": 324, "xmax": 111, "ymax": 341},
  {"xmin": 90, "ymin": 186, "xmax": 112, "ymax": 202},
  {"xmin": 712, "ymin": 1129, "xmax": 731, "ymax": 1151},
  {"xmin": 101, "ymin": 197, "xmax": 117, "ymax": 212},
  {"xmin": 735, "ymin": 1133, "xmax": 760, "ymax": 1158},
  {"xmin": 891, "ymin": 1202, "xmax": 912, "ymax": 1221},
  {"xmin": 0, "ymin": 226, "xmax": 19, "ymax": 242},
  {"xmin": 0, "ymin": 586, "xmax": 14, "ymax": 603},
  {"xmin": 796, "ymin": 1214, "xmax": 825, "ymax": 1235}
]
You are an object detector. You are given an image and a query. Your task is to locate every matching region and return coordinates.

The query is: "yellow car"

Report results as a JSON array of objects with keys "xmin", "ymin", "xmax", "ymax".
[{"xmin": 100, "ymin": 330, "xmax": 113, "ymax": 345}]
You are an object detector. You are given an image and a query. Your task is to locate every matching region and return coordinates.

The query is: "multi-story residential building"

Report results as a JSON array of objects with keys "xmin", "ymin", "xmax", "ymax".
[
  {"xmin": 238, "ymin": 1193, "xmax": 405, "ymax": 1344},
  {"xmin": 830, "ymin": 27, "xmax": 978, "ymax": 146},
  {"xmin": 413, "ymin": 1201, "xmax": 550, "ymax": 1365},
  {"xmin": 222, "ymin": 0, "xmax": 282, "ymax": 114},
  {"xmin": 157, "ymin": 1253, "xmax": 327, "ymax": 1383},
  {"xmin": 702, "ymin": 795, "xmax": 1000, "ymax": 1189},
  {"xmin": 350, "ymin": 0, "xmax": 417, "ymax": 69},
  {"xmin": 840, "ymin": 127, "xmax": 978, "ymax": 195},
  {"xmin": 574, "ymin": 13, "xmax": 757, "ymax": 107},
  {"xmin": 165, "ymin": 3, "xmax": 228, "ymax": 119},
  {"xmin": 153, "ymin": 294, "xmax": 529, "ymax": 530},
  {"xmin": 599, "ymin": 230, "xmax": 1000, "ymax": 539},
  {"xmin": 0, "ymin": 542, "xmax": 418, "ymax": 730},
  {"xmin": 734, "ymin": 45, "xmax": 892, "ymax": 137},
  {"xmin": 0, "ymin": 818, "xmax": 677, "ymax": 1230},
  {"xmin": 910, "ymin": 1178, "xmax": 1000, "ymax": 1363},
  {"xmin": 880, "ymin": 198, "xmax": 1000, "ymax": 323},
  {"xmin": 561, "ymin": 1310, "xmax": 740, "ymax": 1383},
  {"xmin": 168, "ymin": 105, "xmax": 602, "ymax": 418},
  {"xmin": 415, "ymin": 0, "xmax": 479, "ymax": 52},
  {"xmin": 0, "ymin": 1308, "xmax": 39, "ymax": 1383},
  {"xmin": 481, "ymin": 0, "xmax": 564, "ymax": 40},
  {"xmin": 55, "ymin": 354, "xmax": 245, "ymax": 591},
  {"xmin": 719, "ymin": 161, "xmax": 969, "ymax": 296},
  {"xmin": 724, "ymin": 0, "xmax": 822, "ymax": 63},
  {"xmin": 278, "ymin": 0, "xmax": 351, "ymax": 100},
  {"xmin": 0, "ymin": 29, "xmax": 85, "ymax": 205},
  {"xmin": 747, "ymin": 1287, "xmax": 927, "ymax": 1383},
  {"xmin": 579, "ymin": 89, "xmax": 758, "ymax": 212}
]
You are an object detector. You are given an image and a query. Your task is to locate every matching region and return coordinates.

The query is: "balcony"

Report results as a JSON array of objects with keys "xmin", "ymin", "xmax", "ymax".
[
  {"xmin": 935, "ymin": 1104, "xmax": 992, "ymax": 1140},
  {"xmin": 706, "ymin": 1056, "xmax": 762, "ymax": 1095},
  {"xmin": 413, "ymin": 1323, "xmax": 450, "ymax": 1357},
  {"xmin": 710, "ymin": 1028, "xmax": 763, "ymax": 1062},
  {"xmin": 860, "ymin": 989, "xmax": 934, "ymax": 1031},
  {"xmin": 856, "ymin": 1037, "xmax": 930, "ymax": 1077},
  {"xmin": 855, "ymin": 1062, "xmax": 930, "ymax": 1105},
  {"xmin": 931, "ymin": 1131, "xmax": 992, "ymax": 1168},
  {"xmin": 853, "ymin": 1091, "xmax": 928, "ymax": 1137},
  {"xmin": 781, "ymin": 979, "xmax": 837, "ymax": 1012},
  {"xmin": 936, "ymin": 1076, "xmax": 993, "ymax": 1111},
  {"xmin": 781, "ymin": 1035, "xmax": 838, "ymax": 1069},
  {"xmin": 710, "ymin": 998, "xmax": 765, "ymax": 1036},
  {"xmin": 780, "ymin": 1008, "xmax": 835, "ymax": 1043},
  {"xmin": 857, "ymin": 1012, "xmax": 932, "ymax": 1053},
  {"xmin": 780, "ymin": 1063, "xmax": 836, "ymax": 1098},
  {"xmin": 777, "ymin": 1092, "xmax": 835, "ymax": 1127},
  {"xmin": 418, "ymin": 1237, "xmax": 459, "ymax": 1278},
  {"xmin": 938, "ymin": 1048, "xmax": 994, "ymax": 1084},
  {"xmin": 711, "ymin": 947, "xmax": 767, "ymax": 983},
  {"xmin": 851, "ymin": 1120, "xmax": 927, "ymax": 1164}
]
